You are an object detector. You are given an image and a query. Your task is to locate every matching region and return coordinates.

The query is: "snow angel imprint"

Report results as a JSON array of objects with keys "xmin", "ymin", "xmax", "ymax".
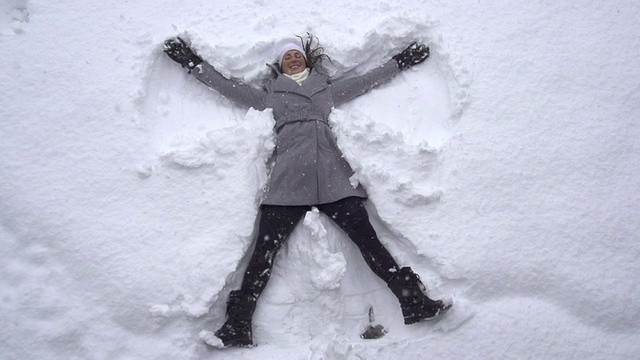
[{"xmin": 163, "ymin": 34, "xmax": 451, "ymax": 348}]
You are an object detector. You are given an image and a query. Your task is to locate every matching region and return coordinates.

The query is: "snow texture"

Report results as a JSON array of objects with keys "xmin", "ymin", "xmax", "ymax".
[{"xmin": 1, "ymin": 1, "xmax": 640, "ymax": 359}]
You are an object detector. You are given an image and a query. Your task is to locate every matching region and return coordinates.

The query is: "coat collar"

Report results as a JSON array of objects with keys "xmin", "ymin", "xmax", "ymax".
[{"xmin": 271, "ymin": 68, "xmax": 329, "ymax": 98}]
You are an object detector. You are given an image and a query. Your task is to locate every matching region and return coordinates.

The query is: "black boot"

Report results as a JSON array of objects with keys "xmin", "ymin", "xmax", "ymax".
[
  {"xmin": 387, "ymin": 267, "xmax": 451, "ymax": 325},
  {"xmin": 213, "ymin": 290, "xmax": 258, "ymax": 347}
]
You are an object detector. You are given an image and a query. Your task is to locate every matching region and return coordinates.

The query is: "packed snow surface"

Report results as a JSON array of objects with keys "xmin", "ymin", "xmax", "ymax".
[{"xmin": 2, "ymin": 1, "xmax": 640, "ymax": 359}]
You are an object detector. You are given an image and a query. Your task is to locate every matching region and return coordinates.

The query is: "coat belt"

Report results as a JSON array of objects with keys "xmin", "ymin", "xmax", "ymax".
[{"xmin": 275, "ymin": 117, "xmax": 329, "ymax": 133}]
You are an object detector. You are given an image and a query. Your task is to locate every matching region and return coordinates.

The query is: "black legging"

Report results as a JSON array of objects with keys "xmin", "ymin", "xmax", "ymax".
[{"xmin": 240, "ymin": 197, "xmax": 400, "ymax": 298}]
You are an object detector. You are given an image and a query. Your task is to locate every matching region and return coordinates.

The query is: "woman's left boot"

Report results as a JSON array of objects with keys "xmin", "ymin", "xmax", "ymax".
[
  {"xmin": 211, "ymin": 290, "xmax": 258, "ymax": 347},
  {"xmin": 387, "ymin": 267, "xmax": 451, "ymax": 325}
]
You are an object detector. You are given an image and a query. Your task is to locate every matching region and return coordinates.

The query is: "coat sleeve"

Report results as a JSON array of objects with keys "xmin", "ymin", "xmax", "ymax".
[
  {"xmin": 191, "ymin": 61, "xmax": 267, "ymax": 111},
  {"xmin": 330, "ymin": 59, "xmax": 402, "ymax": 107}
]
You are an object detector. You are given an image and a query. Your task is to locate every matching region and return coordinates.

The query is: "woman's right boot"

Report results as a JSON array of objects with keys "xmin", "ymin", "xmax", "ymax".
[
  {"xmin": 213, "ymin": 290, "xmax": 258, "ymax": 347},
  {"xmin": 387, "ymin": 267, "xmax": 451, "ymax": 325}
]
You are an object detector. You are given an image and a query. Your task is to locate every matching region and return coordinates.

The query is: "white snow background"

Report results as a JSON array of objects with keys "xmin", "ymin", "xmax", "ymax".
[{"xmin": 1, "ymin": 0, "xmax": 640, "ymax": 359}]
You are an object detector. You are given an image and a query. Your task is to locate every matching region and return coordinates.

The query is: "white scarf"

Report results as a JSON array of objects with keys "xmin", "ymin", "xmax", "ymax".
[{"xmin": 284, "ymin": 68, "xmax": 310, "ymax": 85}]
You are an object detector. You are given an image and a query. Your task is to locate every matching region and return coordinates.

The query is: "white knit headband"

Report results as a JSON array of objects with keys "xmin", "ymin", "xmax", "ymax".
[{"xmin": 275, "ymin": 41, "xmax": 307, "ymax": 66}]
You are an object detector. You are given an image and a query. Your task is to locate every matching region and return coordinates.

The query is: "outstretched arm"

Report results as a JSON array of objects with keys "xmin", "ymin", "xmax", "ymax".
[
  {"xmin": 330, "ymin": 60, "xmax": 401, "ymax": 107},
  {"xmin": 192, "ymin": 62, "xmax": 267, "ymax": 110},
  {"xmin": 163, "ymin": 37, "xmax": 267, "ymax": 110},
  {"xmin": 330, "ymin": 43, "xmax": 430, "ymax": 107}
]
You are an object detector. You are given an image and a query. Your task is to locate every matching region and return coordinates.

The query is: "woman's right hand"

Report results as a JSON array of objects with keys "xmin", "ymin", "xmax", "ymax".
[{"xmin": 163, "ymin": 37, "xmax": 203, "ymax": 72}]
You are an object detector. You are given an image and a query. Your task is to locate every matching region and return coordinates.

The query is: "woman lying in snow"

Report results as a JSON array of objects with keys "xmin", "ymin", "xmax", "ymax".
[{"xmin": 163, "ymin": 34, "xmax": 451, "ymax": 348}]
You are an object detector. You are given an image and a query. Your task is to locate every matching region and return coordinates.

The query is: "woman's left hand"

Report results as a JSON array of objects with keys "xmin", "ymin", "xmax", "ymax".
[{"xmin": 392, "ymin": 43, "xmax": 430, "ymax": 70}]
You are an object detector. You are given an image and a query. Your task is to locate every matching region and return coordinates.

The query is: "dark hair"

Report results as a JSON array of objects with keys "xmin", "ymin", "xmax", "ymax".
[{"xmin": 296, "ymin": 33, "xmax": 332, "ymax": 70}]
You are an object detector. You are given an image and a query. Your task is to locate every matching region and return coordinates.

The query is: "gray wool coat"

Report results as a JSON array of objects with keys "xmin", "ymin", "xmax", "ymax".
[{"xmin": 192, "ymin": 59, "xmax": 402, "ymax": 206}]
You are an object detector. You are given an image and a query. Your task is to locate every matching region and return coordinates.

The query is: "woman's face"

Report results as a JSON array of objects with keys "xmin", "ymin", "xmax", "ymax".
[{"xmin": 281, "ymin": 50, "xmax": 307, "ymax": 75}]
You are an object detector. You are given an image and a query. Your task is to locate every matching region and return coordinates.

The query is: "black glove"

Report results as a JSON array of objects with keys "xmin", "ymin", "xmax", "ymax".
[
  {"xmin": 163, "ymin": 37, "xmax": 203, "ymax": 72},
  {"xmin": 392, "ymin": 43, "xmax": 430, "ymax": 70}
]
